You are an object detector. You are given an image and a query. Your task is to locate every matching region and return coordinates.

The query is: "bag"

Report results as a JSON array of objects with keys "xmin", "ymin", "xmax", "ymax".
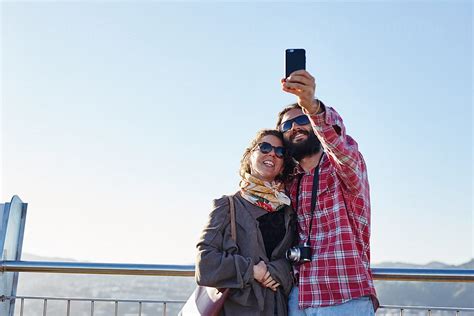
[
  {"xmin": 179, "ymin": 287, "xmax": 230, "ymax": 316},
  {"xmin": 179, "ymin": 196, "xmax": 236, "ymax": 316}
]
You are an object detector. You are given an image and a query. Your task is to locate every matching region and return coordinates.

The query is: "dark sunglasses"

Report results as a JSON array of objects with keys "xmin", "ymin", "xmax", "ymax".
[
  {"xmin": 255, "ymin": 142, "xmax": 285, "ymax": 158},
  {"xmin": 279, "ymin": 115, "xmax": 310, "ymax": 133}
]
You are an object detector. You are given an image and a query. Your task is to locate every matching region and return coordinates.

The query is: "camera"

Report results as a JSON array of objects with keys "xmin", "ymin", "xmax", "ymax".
[{"xmin": 286, "ymin": 242, "xmax": 312, "ymax": 263}]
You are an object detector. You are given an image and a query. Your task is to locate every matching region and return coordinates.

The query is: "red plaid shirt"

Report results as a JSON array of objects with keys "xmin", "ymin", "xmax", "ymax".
[{"xmin": 287, "ymin": 104, "xmax": 378, "ymax": 309}]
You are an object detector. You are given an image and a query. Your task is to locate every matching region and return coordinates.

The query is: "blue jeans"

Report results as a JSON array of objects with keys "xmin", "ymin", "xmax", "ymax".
[{"xmin": 288, "ymin": 286, "xmax": 375, "ymax": 316}]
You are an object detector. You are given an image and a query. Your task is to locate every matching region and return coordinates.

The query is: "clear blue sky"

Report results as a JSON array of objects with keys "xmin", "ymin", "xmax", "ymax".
[{"xmin": 1, "ymin": 1, "xmax": 472, "ymax": 265}]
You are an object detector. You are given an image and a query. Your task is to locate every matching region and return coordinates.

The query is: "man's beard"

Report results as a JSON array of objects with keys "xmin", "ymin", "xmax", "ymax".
[{"xmin": 284, "ymin": 130, "xmax": 321, "ymax": 161}]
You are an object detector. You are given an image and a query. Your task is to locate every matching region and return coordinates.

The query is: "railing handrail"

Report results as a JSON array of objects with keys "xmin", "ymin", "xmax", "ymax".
[
  {"xmin": 1, "ymin": 260, "xmax": 195, "ymax": 277},
  {"xmin": 2, "ymin": 260, "xmax": 474, "ymax": 283},
  {"xmin": 372, "ymin": 267, "xmax": 474, "ymax": 282}
]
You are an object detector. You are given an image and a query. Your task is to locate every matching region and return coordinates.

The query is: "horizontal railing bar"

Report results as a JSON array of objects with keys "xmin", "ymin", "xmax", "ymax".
[
  {"xmin": 1, "ymin": 260, "xmax": 195, "ymax": 276},
  {"xmin": 6, "ymin": 296, "xmax": 186, "ymax": 304},
  {"xmin": 2, "ymin": 260, "xmax": 474, "ymax": 282},
  {"xmin": 373, "ymin": 267, "xmax": 474, "ymax": 282},
  {"xmin": 5, "ymin": 296, "xmax": 474, "ymax": 312},
  {"xmin": 380, "ymin": 305, "xmax": 474, "ymax": 311}
]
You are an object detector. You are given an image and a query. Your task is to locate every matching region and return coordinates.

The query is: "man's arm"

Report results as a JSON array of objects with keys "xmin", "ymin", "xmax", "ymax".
[
  {"xmin": 306, "ymin": 103, "xmax": 368, "ymax": 193},
  {"xmin": 282, "ymin": 70, "xmax": 367, "ymax": 193}
]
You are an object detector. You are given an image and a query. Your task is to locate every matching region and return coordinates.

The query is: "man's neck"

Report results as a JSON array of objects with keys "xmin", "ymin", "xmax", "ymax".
[{"xmin": 298, "ymin": 150, "xmax": 324, "ymax": 173}]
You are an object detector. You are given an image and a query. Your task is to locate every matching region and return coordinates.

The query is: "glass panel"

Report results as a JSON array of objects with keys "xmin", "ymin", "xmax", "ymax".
[
  {"xmin": 0, "ymin": 196, "xmax": 28, "ymax": 316},
  {"xmin": 3, "ymin": 196, "xmax": 27, "ymax": 261}
]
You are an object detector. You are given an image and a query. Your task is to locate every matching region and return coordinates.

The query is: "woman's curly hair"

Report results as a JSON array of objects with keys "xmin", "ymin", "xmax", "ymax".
[{"xmin": 239, "ymin": 129, "xmax": 295, "ymax": 182}]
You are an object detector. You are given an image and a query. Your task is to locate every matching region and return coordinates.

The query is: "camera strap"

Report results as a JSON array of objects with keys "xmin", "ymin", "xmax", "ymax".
[{"xmin": 294, "ymin": 155, "xmax": 322, "ymax": 246}]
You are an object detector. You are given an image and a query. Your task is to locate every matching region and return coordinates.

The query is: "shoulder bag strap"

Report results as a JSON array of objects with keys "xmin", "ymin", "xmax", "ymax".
[{"xmin": 227, "ymin": 196, "xmax": 237, "ymax": 241}]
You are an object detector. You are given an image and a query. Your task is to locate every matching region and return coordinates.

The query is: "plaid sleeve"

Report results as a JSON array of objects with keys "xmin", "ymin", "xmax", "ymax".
[{"xmin": 305, "ymin": 102, "xmax": 367, "ymax": 194}]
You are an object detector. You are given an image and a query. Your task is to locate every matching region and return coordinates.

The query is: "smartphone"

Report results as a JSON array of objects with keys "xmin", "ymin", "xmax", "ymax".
[{"xmin": 285, "ymin": 49, "xmax": 306, "ymax": 78}]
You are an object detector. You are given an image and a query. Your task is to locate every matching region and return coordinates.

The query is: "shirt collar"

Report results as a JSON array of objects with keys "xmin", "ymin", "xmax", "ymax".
[{"xmin": 290, "ymin": 152, "xmax": 327, "ymax": 177}]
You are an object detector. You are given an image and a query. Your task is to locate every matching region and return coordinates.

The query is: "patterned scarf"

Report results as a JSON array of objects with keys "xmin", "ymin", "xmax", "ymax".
[{"xmin": 239, "ymin": 172, "xmax": 291, "ymax": 212}]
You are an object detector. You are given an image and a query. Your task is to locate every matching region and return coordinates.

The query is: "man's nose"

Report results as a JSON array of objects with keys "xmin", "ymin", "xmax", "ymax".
[{"xmin": 289, "ymin": 122, "xmax": 300, "ymax": 132}]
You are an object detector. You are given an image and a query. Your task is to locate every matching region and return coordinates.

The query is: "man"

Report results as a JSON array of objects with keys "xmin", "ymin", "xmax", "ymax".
[{"xmin": 278, "ymin": 70, "xmax": 378, "ymax": 315}]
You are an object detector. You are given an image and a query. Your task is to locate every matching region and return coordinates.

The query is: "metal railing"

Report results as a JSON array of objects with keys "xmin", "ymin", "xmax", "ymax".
[
  {"xmin": 1, "ymin": 261, "xmax": 195, "ymax": 277},
  {"xmin": 10, "ymin": 296, "xmax": 186, "ymax": 316},
  {"xmin": 1, "ymin": 260, "xmax": 474, "ymax": 315}
]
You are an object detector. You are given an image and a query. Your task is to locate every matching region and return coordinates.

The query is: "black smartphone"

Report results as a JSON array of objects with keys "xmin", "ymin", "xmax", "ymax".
[{"xmin": 285, "ymin": 49, "xmax": 306, "ymax": 78}]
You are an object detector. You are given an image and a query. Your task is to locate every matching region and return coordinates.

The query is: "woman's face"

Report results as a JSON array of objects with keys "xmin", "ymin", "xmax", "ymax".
[{"xmin": 249, "ymin": 135, "xmax": 285, "ymax": 182}]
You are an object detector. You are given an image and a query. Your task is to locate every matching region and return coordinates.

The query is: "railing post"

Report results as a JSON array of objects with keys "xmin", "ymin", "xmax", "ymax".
[
  {"xmin": 19, "ymin": 298, "xmax": 24, "ymax": 316},
  {"xmin": 67, "ymin": 299, "xmax": 71, "ymax": 316},
  {"xmin": 43, "ymin": 299, "xmax": 47, "ymax": 316}
]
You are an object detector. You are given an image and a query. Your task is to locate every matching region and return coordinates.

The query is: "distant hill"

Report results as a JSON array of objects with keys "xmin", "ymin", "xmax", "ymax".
[
  {"xmin": 372, "ymin": 259, "xmax": 473, "ymax": 315},
  {"xmin": 12, "ymin": 254, "xmax": 474, "ymax": 315},
  {"xmin": 373, "ymin": 259, "xmax": 474, "ymax": 269},
  {"xmin": 21, "ymin": 253, "xmax": 80, "ymax": 262},
  {"xmin": 458, "ymin": 259, "xmax": 474, "ymax": 269}
]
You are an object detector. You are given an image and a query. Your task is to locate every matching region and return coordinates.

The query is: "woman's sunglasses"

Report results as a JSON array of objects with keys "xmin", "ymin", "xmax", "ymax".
[
  {"xmin": 279, "ymin": 115, "xmax": 310, "ymax": 133},
  {"xmin": 256, "ymin": 142, "xmax": 285, "ymax": 158}
]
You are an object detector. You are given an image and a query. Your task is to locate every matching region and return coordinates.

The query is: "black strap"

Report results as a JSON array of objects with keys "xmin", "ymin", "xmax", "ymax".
[
  {"xmin": 306, "ymin": 166, "xmax": 319, "ymax": 245},
  {"xmin": 294, "ymin": 156, "xmax": 322, "ymax": 246}
]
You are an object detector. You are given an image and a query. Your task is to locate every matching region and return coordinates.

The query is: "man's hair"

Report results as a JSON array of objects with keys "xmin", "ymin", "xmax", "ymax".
[
  {"xmin": 276, "ymin": 103, "xmax": 300, "ymax": 129},
  {"xmin": 239, "ymin": 129, "xmax": 294, "ymax": 181}
]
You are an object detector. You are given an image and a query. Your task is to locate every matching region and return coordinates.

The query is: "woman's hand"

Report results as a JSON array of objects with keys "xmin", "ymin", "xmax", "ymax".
[
  {"xmin": 262, "ymin": 274, "xmax": 280, "ymax": 292},
  {"xmin": 253, "ymin": 261, "xmax": 268, "ymax": 282},
  {"xmin": 253, "ymin": 261, "xmax": 280, "ymax": 291}
]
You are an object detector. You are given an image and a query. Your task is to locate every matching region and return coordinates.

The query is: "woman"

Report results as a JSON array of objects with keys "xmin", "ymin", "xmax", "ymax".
[{"xmin": 195, "ymin": 129, "xmax": 296, "ymax": 315}]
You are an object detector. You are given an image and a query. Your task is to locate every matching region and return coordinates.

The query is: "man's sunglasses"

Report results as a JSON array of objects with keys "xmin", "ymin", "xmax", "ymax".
[
  {"xmin": 279, "ymin": 115, "xmax": 310, "ymax": 133},
  {"xmin": 255, "ymin": 142, "xmax": 286, "ymax": 158}
]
